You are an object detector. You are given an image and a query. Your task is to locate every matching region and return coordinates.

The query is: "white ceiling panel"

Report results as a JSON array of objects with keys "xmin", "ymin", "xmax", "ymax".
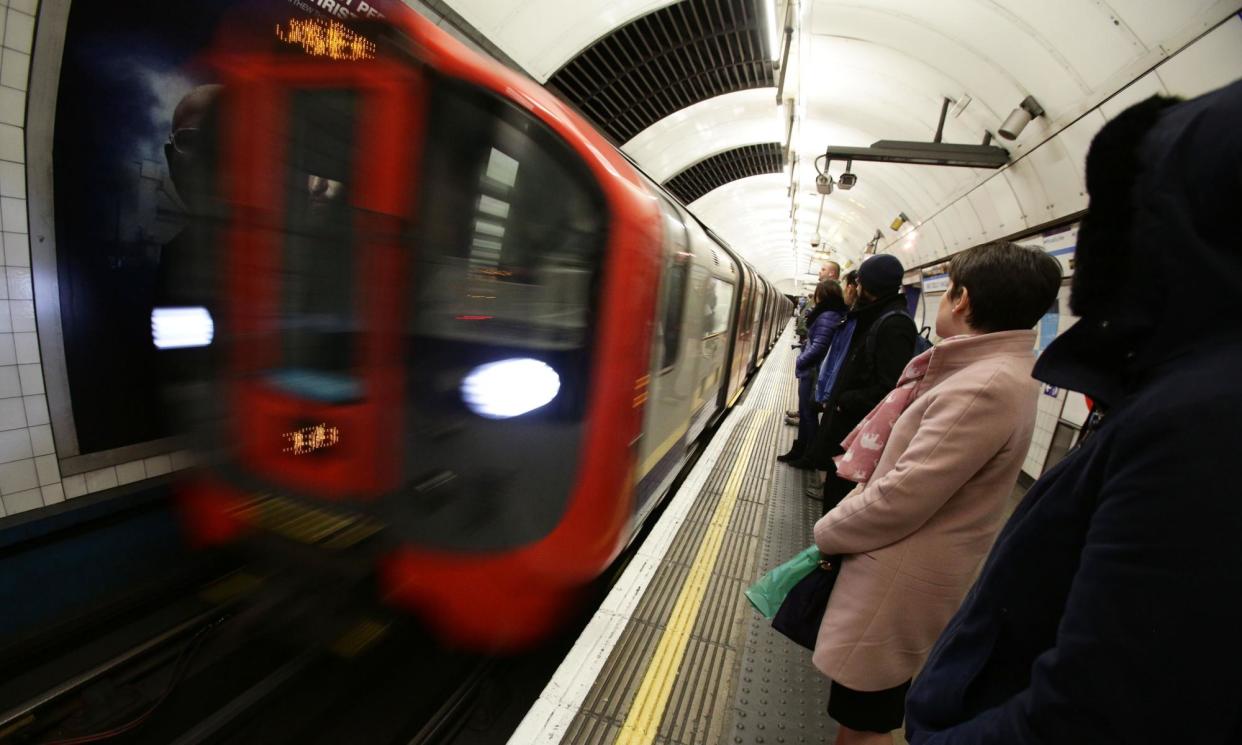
[
  {"xmin": 998, "ymin": 0, "xmax": 1148, "ymax": 91},
  {"xmin": 622, "ymin": 89, "xmax": 784, "ymax": 182},
  {"xmin": 1104, "ymin": 0, "xmax": 1226, "ymax": 51},
  {"xmin": 1001, "ymin": 157, "xmax": 1052, "ymax": 227},
  {"xmin": 441, "ymin": 0, "xmax": 1242, "ymax": 286},
  {"xmin": 1023, "ymin": 136, "xmax": 1085, "ymax": 218},
  {"xmin": 1154, "ymin": 15, "xmax": 1242, "ymax": 99},
  {"xmin": 1099, "ymin": 69, "xmax": 1171, "ymax": 119}
]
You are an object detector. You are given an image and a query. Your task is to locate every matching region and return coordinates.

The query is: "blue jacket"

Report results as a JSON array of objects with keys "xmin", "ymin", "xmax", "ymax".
[
  {"xmin": 906, "ymin": 79, "xmax": 1242, "ymax": 745},
  {"xmin": 815, "ymin": 318, "xmax": 856, "ymax": 402},
  {"xmin": 795, "ymin": 307, "xmax": 844, "ymax": 378}
]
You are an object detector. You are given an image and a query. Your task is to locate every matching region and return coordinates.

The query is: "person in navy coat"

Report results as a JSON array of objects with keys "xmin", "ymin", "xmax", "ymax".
[
  {"xmin": 780, "ymin": 279, "xmax": 847, "ymax": 463},
  {"xmin": 904, "ymin": 79, "xmax": 1242, "ymax": 744}
]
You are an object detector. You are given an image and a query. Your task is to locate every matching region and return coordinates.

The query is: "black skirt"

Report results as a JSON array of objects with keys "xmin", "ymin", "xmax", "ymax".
[{"xmin": 828, "ymin": 678, "xmax": 911, "ymax": 733}]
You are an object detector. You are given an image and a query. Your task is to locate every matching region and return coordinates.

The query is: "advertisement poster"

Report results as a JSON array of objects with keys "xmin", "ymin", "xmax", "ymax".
[{"xmin": 51, "ymin": 0, "xmax": 393, "ymax": 454}]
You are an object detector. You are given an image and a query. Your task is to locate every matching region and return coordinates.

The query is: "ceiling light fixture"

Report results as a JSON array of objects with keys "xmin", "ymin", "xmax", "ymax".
[
  {"xmin": 764, "ymin": 0, "xmax": 779, "ymax": 62},
  {"xmin": 999, "ymin": 95, "xmax": 1046, "ymax": 140}
]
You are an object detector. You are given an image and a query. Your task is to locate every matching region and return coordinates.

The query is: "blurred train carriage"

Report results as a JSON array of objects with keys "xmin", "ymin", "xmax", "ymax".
[{"xmin": 170, "ymin": 10, "xmax": 790, "ymax": 648}]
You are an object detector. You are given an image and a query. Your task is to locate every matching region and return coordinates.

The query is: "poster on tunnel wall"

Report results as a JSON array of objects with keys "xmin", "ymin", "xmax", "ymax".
[{"xmin": 51, "ymin": 0, "xmax": 396, "ymax": 455}]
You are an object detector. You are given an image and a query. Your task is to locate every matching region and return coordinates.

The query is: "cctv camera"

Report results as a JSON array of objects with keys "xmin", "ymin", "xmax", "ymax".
[
  {"xmin": 815, "ymin": 173, "xmax": 834, "ymax": 195},
  {"xmin": 810, "ymin": 236, "xmax": 821, "ymax": 248},
  {"xmin": 838, "ymin": 172, "xmax": 857, "ymax": 190}
]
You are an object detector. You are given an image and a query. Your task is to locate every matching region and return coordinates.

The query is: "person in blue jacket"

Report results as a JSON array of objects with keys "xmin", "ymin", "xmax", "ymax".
[
  {"xmin": 905, "ymin": 79, "xmax": 1242, "ymax": 745},
  {"xmin": 779, "ymin": 279, "xmax": 847, "ymax": 463}
]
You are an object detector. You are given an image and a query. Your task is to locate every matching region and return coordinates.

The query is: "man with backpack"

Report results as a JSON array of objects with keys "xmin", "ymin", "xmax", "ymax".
[{"xmin": 791, "ymin": 254, "xmax": 921, "ymax": 514}]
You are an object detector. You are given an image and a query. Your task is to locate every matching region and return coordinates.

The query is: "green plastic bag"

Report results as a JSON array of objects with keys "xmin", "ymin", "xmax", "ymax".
[{"xmin": 744, "ymin": 545, "xmax": 821, "ymax": 619}]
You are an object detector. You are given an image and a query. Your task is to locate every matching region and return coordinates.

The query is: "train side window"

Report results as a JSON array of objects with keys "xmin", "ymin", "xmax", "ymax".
[
  {"xmin": 659, "ymin": 256, "xmax": 689, "ymax": 371},
  {"xmin": 657, "ymin": 199, "xmax": 690, "ymax": 372},
  {"xmin": 705, "ymin": 278, "xmax": 734, "ymax": 338}
]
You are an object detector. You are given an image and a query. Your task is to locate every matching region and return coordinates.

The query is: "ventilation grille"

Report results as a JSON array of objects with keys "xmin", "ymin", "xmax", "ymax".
[
  {"xmin": 548, "ymin": 0, "xmax": 776, "ymax": 144},
  {"xmin": 664, "ymin": 142, "xmax": 784, "ymax": 204}
]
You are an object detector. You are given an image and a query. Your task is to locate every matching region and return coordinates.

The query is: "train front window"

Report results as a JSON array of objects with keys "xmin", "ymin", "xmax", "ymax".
[
  {"xmin": 410, "ymin": 80, "xmax": 607, "ymax": 353},
  {"xmin": 271, "ymin": 89, "xmax": 361, "ymax": 403}
]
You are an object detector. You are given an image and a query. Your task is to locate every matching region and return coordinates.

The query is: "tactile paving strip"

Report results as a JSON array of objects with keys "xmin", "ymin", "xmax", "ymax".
[
  {"xmin": 720, "ymin": 371, "xmax": 839, "ymax": 745},
  {"xmin": 561, "ymin": 332, "xmax": 839, "ymax": 745}
]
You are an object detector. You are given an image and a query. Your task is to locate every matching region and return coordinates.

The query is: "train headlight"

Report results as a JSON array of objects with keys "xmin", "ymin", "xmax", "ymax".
[
  {"xmin": 152, "ymin": 306, "xmax": 214, "ymax": 349},
  {"xmin": 462, "ymin": 358, "xmax": 560, "ymax": 419}
]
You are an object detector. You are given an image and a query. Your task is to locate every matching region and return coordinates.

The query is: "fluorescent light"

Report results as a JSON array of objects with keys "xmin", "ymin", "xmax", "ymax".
[
  {"xmin": 765, "ymin": 0, "xmax": 779, "ymax": 61},
  {"xmin": 461, "ymin": 358, "xmax": 560, "ymax": 419},
  {"xmin": 152, "ymin": 307, "xmax": 214, "ymax": 349}
]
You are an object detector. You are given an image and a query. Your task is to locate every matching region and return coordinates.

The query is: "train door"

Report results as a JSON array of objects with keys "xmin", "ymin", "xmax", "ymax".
[
  {"xmin": 727, "ymin": 263, "xmax": 754, "ymax": 405},
  {"xmin": 220, "ymin": 54, "xmax": 421, "ymax": 500},
  {"xmin": 703, "ymin": 269, "xmax": 736, "ymax": 418},
  {"xmin": 634, "ymin": 197, "xmax": 696, "ymax": 513},
  {"xmin": 768, "ymin": 287, "xmax": 777, "ymax": 343},
  {"xmin": 751, "ymin": 279, "xmax": 769, "ymax": 367}
]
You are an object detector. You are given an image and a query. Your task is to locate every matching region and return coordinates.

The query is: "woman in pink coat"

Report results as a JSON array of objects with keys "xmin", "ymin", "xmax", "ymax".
[{"xmin": 812, "ymin": 242, "xmax": 1062, "ymax": 745}]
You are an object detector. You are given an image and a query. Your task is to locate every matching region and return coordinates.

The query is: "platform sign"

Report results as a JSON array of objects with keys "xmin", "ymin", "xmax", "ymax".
[
  {"xmin": 49, "ymin": 0, "xmax": 398, "ymax": 454},
  {"xmin": 922, "ymin": 273, "xmax": 950, "ymax": 293},
  {"xmin": 1042, "ymin": 223, "xmax": 1078, "ymax": 277}
]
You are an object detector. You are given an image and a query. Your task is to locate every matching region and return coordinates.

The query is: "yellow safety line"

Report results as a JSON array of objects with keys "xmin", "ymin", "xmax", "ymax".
[{"xmin": 615, "ymin": 411, "xmax": 767, "ymax": 745}]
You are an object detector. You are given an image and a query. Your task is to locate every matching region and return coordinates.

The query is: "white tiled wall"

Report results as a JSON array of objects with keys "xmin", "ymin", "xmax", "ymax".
[
  {"xmin": 0, "ymin": 0, "xmax": 191, "ymax": 519},
  {"xmin": 1024, "ymin": 387, "xmax": 1067, "ymax": 478},
  {"xmin": 0, "ymin": 0, "xmax": 40, "ymax": 519}
]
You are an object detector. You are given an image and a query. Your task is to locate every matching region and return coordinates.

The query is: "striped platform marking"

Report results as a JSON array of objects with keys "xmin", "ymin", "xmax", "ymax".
[
  {"xmin": 507, "ymin": 323, "xmax": 795, "ymax": 745},
  {"xmin": 615, "ymin": 411, "xmax": 766, "ymax": 745}
]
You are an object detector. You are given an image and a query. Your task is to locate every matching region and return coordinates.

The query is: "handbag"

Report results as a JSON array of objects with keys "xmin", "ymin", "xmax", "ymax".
[
  {"xmin": 771, "ymin": 553, "xmax": 841, "ymax": 650},
  {"xmin": 744, "ymin": 545, "xmax": 821, "ymax": 618},
  {"xmin": 744, "ymin": 546, "xmax": 842, "ymax": 650}
]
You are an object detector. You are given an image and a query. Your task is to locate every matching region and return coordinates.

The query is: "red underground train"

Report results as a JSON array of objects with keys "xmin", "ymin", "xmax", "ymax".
[{"xmin": 168, "ymin": 9, "xmax": 791, "ymax": 649}]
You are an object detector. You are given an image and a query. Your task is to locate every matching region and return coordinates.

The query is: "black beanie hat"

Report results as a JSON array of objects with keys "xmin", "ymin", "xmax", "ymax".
[{"xmin": 858, "ymin": 254, "xmax": 904, "ymax": 296}]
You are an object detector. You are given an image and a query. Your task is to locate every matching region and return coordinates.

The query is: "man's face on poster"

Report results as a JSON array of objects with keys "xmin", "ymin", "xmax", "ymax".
[{"xmin": 165, "ymin": 84, "xmax": 222, "ymax": 212}]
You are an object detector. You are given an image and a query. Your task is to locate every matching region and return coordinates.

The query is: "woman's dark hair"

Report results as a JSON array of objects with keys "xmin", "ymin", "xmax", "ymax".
[
  {"xmin": 843, "ymin": 270, "xmax": 859, "ymax": 287},
  {"xmin": 948, "ymin": 241, "xmax": 1062, "ymax": 332},
  {"xmin": 815, "ymin": 279, "xmax": 846, "ymax": 311}
]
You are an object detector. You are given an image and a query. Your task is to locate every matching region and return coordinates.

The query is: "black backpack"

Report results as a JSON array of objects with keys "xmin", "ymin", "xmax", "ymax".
[{"xmin": 864, "ymin": 310, "xmax": 932, "ymax": 367}]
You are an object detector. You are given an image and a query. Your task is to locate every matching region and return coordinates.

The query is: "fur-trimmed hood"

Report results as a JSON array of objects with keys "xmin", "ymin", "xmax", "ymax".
[{"xmin": 1034, "ymin": 78, "xmax": 1242, "ymax": 406}]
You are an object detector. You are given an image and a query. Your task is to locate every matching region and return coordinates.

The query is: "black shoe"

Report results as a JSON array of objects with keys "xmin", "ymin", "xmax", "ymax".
[
  {"xmin": 776, "ymin": 441, "xmax": 803, "ymax": 462},
  {"xmin": 788, "ymin": 458, "xmax": 817, "ymax": 471}
]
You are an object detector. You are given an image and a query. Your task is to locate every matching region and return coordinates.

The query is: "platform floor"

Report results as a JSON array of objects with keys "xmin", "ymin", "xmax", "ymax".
[{"xmin": 511, "ymin": 327, "xmax": 847, "ymax": 745}]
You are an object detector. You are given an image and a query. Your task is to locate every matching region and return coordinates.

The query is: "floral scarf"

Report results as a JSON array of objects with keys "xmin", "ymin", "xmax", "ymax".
[{"xmin": 833, "ymin": 337, "xmax": 966, "ymax": 483}]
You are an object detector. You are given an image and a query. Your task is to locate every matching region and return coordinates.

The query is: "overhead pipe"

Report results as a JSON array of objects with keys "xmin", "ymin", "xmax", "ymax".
[
  {"xmin": 783, "ymin": 98, "xmax": 796, "ymax": 164},
  {"xmin": 774, "ymin": 0, "xmax": 795, "ymax": 104},
  {"xmin": 933, "ymin": 97, "xmax": 951, "ymax": 143}
]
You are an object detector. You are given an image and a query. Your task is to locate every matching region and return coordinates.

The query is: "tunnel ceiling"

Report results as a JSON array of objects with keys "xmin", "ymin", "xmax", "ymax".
[
  {"xmin": 546, "ymin": 0, "xmax": 776, "ymax": 144},
  {"xmin": 442, "ymin": 0, "xmax": 1242, "ymax": 290},
  {"xmin": 663, "ymin": 142, "xmax": 785, "ymax": 204}
]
